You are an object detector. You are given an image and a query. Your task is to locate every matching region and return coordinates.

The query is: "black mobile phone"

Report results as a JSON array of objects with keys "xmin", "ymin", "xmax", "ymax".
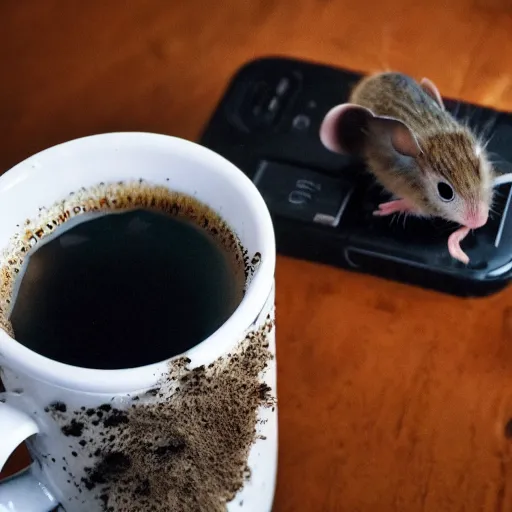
[{"xmin": 198, "ymin": 55, "xmax": 512, "ymax": 297}]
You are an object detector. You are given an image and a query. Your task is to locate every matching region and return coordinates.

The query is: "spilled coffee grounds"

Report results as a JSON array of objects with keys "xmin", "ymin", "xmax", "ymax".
[{"xmin": 44, "ymin": 315, "xmax": 275, "ymax": 512}]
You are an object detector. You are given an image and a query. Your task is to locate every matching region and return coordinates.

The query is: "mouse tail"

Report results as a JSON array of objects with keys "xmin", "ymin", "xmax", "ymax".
[{"xmin": 493, "ymin": 172, "xmax": 512, "ymax": 187}]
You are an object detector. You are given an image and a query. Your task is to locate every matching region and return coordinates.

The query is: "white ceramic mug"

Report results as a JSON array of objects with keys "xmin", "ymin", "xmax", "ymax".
[{"xmin": 0, "ymin": 133, "xmax": 277, "ymax": 512}]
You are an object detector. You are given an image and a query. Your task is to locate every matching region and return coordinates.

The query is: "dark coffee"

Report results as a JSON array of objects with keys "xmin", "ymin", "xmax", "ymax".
[{"xmin": 8, "ymin": 208, "xmax": 245, "ymax": 369}]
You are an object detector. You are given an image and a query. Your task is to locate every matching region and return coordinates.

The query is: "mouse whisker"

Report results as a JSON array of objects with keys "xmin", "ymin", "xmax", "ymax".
[
  {"xmin": 490, "ymin": 205, "xmax": 502, "ymax": 217},
  {"xmin": 477, "ymin": 113, "xmax": 499, "ymax": 143},
  {"xmin": 487, "ymin": 151, "xmax": 505, "ymax": 163},
  {"xmin": 490, "ymin": 198, "xmax": 505, "ymax": 215},
  {"xmin": 476, "ymin": 122, "xmax": 494, "ymax": 146},
  {"xmin": 478, "ymin": 129, "xmax": 496, "ymax": 151},
  {"xmin": 459, "ymin": 105, "xmax": 484, "ymax": 135},
  {"xmin": 467, "ymin": 105, "xmax": 481, "ymax": 129},
  {"xmin": 452, "ymin": 100, "xmax": 462, "ymax": 118},
  {"xmin": 492, "ymin": 189, "xmax": 505, "ymax": 200},
  {"xmin": 402, "ymin": 212, "xmax": 409, "ymax": 229},
  {"xmin": 489, "ymin": 209, "xmax": 499, "ymax": 221},
  {"xmin": 457, "ymin": 110, "xmax": 471, "ymax": 130}
]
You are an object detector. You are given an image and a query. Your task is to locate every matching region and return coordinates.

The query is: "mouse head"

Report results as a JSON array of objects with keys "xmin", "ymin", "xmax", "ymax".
[
  {"xmin": 417, "ymin": 131, "xmax": 493, "ymax": 228},
  {"xmin": 319, "ymin": 103, "xmax": 493, "ymax": 228}
]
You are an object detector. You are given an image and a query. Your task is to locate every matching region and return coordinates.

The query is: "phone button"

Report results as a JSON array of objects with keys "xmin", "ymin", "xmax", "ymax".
[
  {"xmin": 291, "ymin": 114, "xmax": 310, "ymax": 130},
  {"xmin": 252, "ymin": 160, "xmax": 353, "ymax": 227}
]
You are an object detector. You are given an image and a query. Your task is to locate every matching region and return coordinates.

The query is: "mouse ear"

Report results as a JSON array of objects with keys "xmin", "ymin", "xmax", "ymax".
[
  {"xmin": 319, "ymin": 103, "xmax": 375, "ymax": 155},
  {"xmin": 371, "ymin": 116, "xmax": 422, "ymax": 158},
  {"xmin": 420, "ymin": 77, "xmax": 444, "ymax": 109},
  {"xmin": 389, "ymin": 119, "xmax": 422, "ymax": 158}
]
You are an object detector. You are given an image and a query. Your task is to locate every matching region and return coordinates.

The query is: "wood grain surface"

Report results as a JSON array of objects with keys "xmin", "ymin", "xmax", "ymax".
[{"xmin": 2, "ymin": 1, "xmax": 512, "ymax": 510}]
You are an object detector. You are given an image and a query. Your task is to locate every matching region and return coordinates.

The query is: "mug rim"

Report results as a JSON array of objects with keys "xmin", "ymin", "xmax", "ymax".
[{"xmin": 0, "ymin": 132, "xmax": 276, "ymax": 393}]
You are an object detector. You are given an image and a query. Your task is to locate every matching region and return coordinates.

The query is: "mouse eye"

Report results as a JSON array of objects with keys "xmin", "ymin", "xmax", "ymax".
[{"xmin": 437, "ymin": 181, "xmax": 455, "ymax": 202}]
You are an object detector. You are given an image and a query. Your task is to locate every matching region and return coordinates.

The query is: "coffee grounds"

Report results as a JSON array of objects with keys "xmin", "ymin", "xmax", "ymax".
[
  {"xmin": 47, "ymin": 401, "xmax": 67, "ymax": 413},
  {"xmin": 102, "ymin": 409, "xmax": 129, "ymax": 428},
  {"xmin": 82, "ymin": 452, "xmax": 132, "ymax": 490},
  {"xmin": 61, "ymin": 419, "xmax": 85, "ymax": 437},
  {"xmin": 45, "ymin": 315, "xmax": 275, "ymax": 512}
]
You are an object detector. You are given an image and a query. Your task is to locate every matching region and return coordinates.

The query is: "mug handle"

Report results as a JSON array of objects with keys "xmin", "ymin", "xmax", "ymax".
[{"xmin": 0, "ymin": 401, "xmax": 59, "ymax": 512}]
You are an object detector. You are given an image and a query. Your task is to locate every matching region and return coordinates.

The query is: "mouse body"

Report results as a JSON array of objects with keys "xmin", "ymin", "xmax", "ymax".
[{"xmin": 319, "ymin": 71, "xmax": 495, "ymax": 264}]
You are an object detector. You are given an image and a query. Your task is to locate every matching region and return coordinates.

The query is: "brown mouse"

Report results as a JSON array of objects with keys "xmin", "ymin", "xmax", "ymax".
[{"xmin": 319, "ymin": 71, "xmax": 496, "ymax": 264}]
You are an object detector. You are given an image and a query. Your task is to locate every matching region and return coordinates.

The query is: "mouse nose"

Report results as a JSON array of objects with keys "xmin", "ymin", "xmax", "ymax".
[{"xmin": 463, "ymin": 202, "xmax": 489, "ymax": 229}]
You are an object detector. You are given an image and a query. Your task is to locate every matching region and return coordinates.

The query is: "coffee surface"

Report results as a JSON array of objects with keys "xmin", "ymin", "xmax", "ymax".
[{"xmin": 9, "ymin": 208, "xmax": 245, "ymax": 369}]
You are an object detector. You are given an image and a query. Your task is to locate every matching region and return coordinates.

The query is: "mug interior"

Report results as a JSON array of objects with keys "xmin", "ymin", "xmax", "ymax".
[
  {"xmin": 0, "ymin": 133, "xmax": 265, "ymax": 258},
  {"xmin": 0, "ymin": 132, "xmax": 275, "ymax": 392}
]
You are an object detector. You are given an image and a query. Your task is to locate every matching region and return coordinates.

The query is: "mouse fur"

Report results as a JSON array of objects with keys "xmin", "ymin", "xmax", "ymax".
[{"xmin": 320, "ymin": 71, "xmax": 496, "ymax": 263}]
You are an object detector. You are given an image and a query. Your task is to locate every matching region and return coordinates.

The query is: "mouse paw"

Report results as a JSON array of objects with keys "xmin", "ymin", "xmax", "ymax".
[
  {"xmin": 448, "ymin": 226, "xmax": 470, "ymax": 264},
  {"xmin": 373, "ymin": 199, "xmax": 420, "ymax": 216}
]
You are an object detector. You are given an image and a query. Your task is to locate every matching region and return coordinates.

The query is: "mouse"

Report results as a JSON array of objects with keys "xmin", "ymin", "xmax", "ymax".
[{"xmin": 319, "ymin": 71, "xmax": 504, "ymax": 264}]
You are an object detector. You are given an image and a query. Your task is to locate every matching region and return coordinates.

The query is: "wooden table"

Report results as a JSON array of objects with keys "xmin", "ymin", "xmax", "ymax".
[{"xmin": 2, "ymin": 1, "xmax": 512, "ymax": 510}]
